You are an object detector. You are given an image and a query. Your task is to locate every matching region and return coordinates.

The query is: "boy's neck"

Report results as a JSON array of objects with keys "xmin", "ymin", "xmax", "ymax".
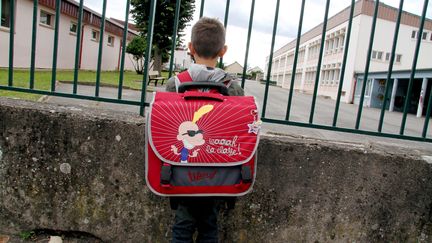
[{"xmin": 194, "ymin": 56, "xmax": 219, "ymax": 68}]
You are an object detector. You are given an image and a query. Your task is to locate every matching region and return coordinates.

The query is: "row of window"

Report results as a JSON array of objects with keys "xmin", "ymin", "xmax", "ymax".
[
  {"xmin": 371, "ymin": 50, "xmax": 402, "ymax": 63},
  {"xmin": 325, "ymin": 34, "xmax": 345, "ymax": 55},
  {"xmin": 303, "ymin": 69, "xmax": 340, "ymax": 86},
  {"xmin": 40, "ymin": 10, "xmax": 115, "ymax": 46},
  {"xmin": 320, "ymin": 69, "xmax": 340, "ymax": 86},
  {"xmin": 0, "ymin": 4, "xmax": 115, "ymax": 47},
  {"xmin": 411, "ymin": 30, "xmax": 432, "ymax": 41}
]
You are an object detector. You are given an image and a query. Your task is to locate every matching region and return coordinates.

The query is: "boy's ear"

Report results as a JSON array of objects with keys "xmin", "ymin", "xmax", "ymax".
[
  {"xmin": 188, "ymin": 42, "xmax": 196, "ymax": 56},
  {"xmin": 218, "ymin": 45, "xmax": 228, "ymax": 57}
]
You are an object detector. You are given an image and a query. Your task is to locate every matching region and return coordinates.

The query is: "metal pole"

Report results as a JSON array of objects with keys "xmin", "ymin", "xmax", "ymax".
[
  {"xmin": 241, "ymin": 0, "xmax": 255, "ymax": 88},
  {"xmin": 378, "ymin": 0, "xmax": 404, "ymax": 132},
  {"xmin": 139, "ymin": 0, "xmax": 157, "ymax": 116},
  {"xmin": 51, "ymin": 0, "xmax": 62, "ymax": 91},
  {"xmin": 73, "ymin": 0, "xmax": 84, "ymax": 94},
  {"xmin": 118, "ymin": 0, "xmax": 131, "ymax": 99},
  {"xmin": 332, "ymin": 0, "xmax": 355, "ymax": 126},
  {"xmin": 262, "ymin": 0, "xmax": 280, "ymax": 118},
  {"xmin": 309, "ymin": 0, "xmax": 331, "ymax": 124},
  {"xmin": 285, "ymin": 0, "xmax": 306, "ymax": 121},
  {"xmin": 218, "ymin": 0, "xmax": 230, "ymax": 69},
  {"xmin": 355, "ymin": 0, "xmax": 379, "ymax": 129},
  {"xmin": 400, "ymin": 0, "xmax": 429, "ymax": 135},
  {"xmin": 95, "ymin": 0, "xmax": 108, "ymax": 97},
  {"xmin": 168, "ymin": 0, "xmax": 182, "ymax": 79},
  {"xmin": 8, "ymin": 0, "xmax": 15, "ymax": 86},
  {"xmin": 199, "ymin": 0, "xmax": 205, "ymax": 18},
  {"xmin": 30, "ymin": 0, "xmax": 38, "ymax": 89}
]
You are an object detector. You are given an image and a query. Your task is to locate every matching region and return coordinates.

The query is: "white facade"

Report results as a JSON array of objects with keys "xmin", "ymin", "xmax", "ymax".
[
  {"xmin": 0, "ymin": 0, "xmax": 136, "ymax": 71},
  {"xmin": 173, "ymin": 49, "xmax": 192, "ymax": 70},
  {"xmin": 267, "ymin": 0, "xmax": 432, "ymax": 109}
]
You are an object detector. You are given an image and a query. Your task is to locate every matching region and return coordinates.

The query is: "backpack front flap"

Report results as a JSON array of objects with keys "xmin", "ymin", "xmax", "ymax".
[{"xmin": 146, "ymin": 91, "xmax": 261, "ymax": 196}]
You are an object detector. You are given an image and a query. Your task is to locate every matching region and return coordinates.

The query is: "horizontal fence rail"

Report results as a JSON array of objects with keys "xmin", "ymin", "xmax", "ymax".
[{"xmin": 0, "ymin": 0, "xmax": 431, "ymax": 143}]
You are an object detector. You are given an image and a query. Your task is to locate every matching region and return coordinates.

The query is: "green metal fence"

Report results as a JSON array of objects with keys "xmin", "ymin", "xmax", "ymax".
[{"xmin": 0, "ymin": 0, "xmax": 431, "ymax": 143}]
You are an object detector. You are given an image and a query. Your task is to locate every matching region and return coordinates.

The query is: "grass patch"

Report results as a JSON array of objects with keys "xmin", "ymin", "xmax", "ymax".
[
  {"xmin": 19, "ymin": 230, "xmax": 35, "ymax": 240},
  {"xmin": 0, "ymin": 69, "xmax": 167, "ymax": 101}
]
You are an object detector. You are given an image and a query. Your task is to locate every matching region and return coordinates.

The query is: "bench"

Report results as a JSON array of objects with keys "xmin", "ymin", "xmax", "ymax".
[{"xmin": 148, "ymin": 71, "xmax": 166, "ymax": 86}]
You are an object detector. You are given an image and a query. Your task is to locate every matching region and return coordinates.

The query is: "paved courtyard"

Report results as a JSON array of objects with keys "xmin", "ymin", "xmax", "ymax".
[{"xmin": 44, "ymin": 80, "xmax": 432, "ymax": 152}]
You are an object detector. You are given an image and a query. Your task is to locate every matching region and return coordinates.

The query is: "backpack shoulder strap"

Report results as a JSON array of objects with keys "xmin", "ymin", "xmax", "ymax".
[{"xmin": 176, "ymin": 71, "xmax": 193, "ymax": 83}]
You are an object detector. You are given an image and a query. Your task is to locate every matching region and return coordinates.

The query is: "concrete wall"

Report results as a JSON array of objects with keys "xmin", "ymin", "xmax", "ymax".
[{"xmin": 1, "ymin": 97, "xmax": 432, "ymax": 242}]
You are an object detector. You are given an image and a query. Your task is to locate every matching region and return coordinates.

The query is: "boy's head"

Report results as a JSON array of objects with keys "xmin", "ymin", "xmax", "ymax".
[{"xmin": 190, "ymin": 17, "xmax": 227, "ymax": 61}]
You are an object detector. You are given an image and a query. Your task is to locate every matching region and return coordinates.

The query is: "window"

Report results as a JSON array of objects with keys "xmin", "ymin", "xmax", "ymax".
[
  {"xmin": 1, "ymin": 0, "xmax": 11, "ymax": 28},
  {"xmin": 423, "ymin": 32, "xmax": 427, "ymax": 40},
  {"xmin": 107, "ymin": 35, "xmax": 114, "ymax": 46},
  {"xmin": 334, "ymin": 37, "xmax": 339, "ymax": 49},
  {"xmin": 91, "ymin": 29, "xmax": 100, "ymax": 42},
  {"xmin": 340, "ymin": 36, "xmax": 345, "ymax": 49},
  {"xmin": 396, "ymin": 54, "xmax": 402, "ymax": 63},
  {"xmin": 385, "ymin": 52, "xmax": 390, "ymax": 61},
  {"xmin": 70, "ymin": 22, "xmax": 77, "ymax": 34},
  {"xmin": 40, "ymin": 10, "xmax": 54, "ymax": 27},
  {"xmin": 372, "ymin": 50, "xmax": 377, "ymax": 59},
  {"xmin": 411, "ymin": 30, "xmax": 416, "ymax": 39},
  {"xmin": 377, "ymin": 51, "xmax": 383, "ymax": 60}
]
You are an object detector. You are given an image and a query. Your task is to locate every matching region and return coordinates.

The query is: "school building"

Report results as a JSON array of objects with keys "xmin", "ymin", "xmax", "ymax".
[
  {"xmin": 267, "ymin": 0, "xmax": 432, "ymax": 117},
  {"xmin": 0, "ymin": 0, "xmax": 138, "ymax": 71}
]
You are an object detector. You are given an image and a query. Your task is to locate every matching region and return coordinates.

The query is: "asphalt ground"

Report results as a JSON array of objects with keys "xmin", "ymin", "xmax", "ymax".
[{"xmin": 43, "ymin": 80, "xmax": 432, "ymax": 153}]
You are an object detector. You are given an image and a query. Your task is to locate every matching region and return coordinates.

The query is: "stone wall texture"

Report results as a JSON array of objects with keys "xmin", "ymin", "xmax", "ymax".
[{"xmin": 1, "ymin": 97, "xmax": 432, "ymax": 242}]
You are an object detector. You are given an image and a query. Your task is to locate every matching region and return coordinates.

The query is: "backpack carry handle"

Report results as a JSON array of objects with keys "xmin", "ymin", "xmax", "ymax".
[
  {"xmin": 177, "ymin": 81, "xmax": 229, "ymax": 96},
  {"xmin": 183, "ymin": 91, "xmax": 225, "ymax": 101}
]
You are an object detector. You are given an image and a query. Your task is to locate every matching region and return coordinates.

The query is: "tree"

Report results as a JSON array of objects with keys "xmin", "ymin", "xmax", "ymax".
[
  {"xmin": 130, "ymin": 0, "xmax": 195, "ymax": 72},
  {"xmin": 126, "ymin": 36, "xmax": 147, "ymax": 74}
]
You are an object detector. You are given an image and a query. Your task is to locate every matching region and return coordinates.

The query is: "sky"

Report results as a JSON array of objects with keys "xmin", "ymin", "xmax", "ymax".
[{"xmin": 85, "ymin": 0, "xmax": 431, "ymax": 70}]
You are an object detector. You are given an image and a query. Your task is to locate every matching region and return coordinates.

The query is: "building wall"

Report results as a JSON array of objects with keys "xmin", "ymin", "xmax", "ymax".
[
  {"xmin": 173, "ymin": 49, "xmax": 192, "ymax": 70},
  {"xmin": 225, "ymin": 62, "xmax": 243, "ymax": 75},
  {"xmin": 268, "ymin": 12, "xmax": 432, "ymax": 104},
  {"xmin": 267, "ymin": 0, "xmax": 432, "ymax": 105},
  {"xmin": 0, "ymin": 0, "xmax": 135, "ymax": 71}
]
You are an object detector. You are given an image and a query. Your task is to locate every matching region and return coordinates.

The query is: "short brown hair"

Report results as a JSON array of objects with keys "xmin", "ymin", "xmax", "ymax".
[{"xmin": 191, "ymin": 17, "xmax": 226, "ymax": 59}]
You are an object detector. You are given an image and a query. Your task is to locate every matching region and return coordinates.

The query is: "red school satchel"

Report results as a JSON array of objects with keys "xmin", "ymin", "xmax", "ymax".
[{"xmin": 145, "ymin": 71, "xmax": 261, "ymax": 196}]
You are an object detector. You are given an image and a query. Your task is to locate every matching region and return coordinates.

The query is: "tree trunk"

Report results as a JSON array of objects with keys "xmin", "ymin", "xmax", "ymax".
[{"xmin": 153, "ymin": 47, "xmax": 163, "ymax": 72}]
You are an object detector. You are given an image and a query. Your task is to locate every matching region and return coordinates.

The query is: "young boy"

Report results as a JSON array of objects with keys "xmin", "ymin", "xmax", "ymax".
[{"xmin": 165, "ymin": 17, "xmax": 243, "ymax": 242}]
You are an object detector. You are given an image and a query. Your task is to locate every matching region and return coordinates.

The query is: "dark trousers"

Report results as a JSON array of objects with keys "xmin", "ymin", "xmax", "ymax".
[{"xmin": 171, "ymin": 198, "xmax": 218, "ymax": 243}]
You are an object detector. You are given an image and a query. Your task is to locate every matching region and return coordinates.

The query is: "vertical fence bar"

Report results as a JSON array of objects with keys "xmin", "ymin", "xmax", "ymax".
[
  {"xmin": 332, "ymin": 0, "xmax": 355, "ymax": 126},
  {"xmin": 95, "ymin": 0, "xmax": 107, "ymax": 97},
  {"xmin": 309, "ymin": 0, "xmax": 331, "ymax": 124},
  {"xmin": 8, "ymin": 0, "xmax": 15, "ymax": 86},
  {"xmin": 218, "ymin": 0, "xmax": 230, "ymax": 68},
  {"xmin": 199, "ymin": 0, "xmax": 205, "ymax": 18},
  {"xmin": 118, "ymin": 0, "xmax": 131, "ymax": 99},
  {"xmin": 29, "ymin": 0, "xmax": 38, "ymax": 89},
  {"xmin": 378, "ymin": 0, "xmax": 404, "ymax": 132},
  {"xmin": 241, "ymin": 0, "xmax": 255, "ymax": 88},
  {"xmin": 422, "ymin": 81, "xmax": 432, "ymax": 138},
  {"xmin": 285, "ymin": 0, "xmax": 306, "ymax": 121},
  {"xmin": 139, "ymin": 0, "xmax": 157, "ymax": 116},
  {"xmin": 51, "ymin": 0, "xmax": 61, "ymax": 92},
  {"xmin": 73, "ymin": 0, "xmax": 84, "ymax": 94},
  {"xmin": 400, "ymin": 0, "xmax": 429, "ymax": 135},
  {"xmin": 262, "ymin": 0, "xmax": 280, "ymax": 118},
  {"xmin": 168, "ymin": 0, "xmax": 182, "ymax": 79},
  {"xmin": 355, "ymin": 0, "xmax": 379, "ymax": 129}
]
